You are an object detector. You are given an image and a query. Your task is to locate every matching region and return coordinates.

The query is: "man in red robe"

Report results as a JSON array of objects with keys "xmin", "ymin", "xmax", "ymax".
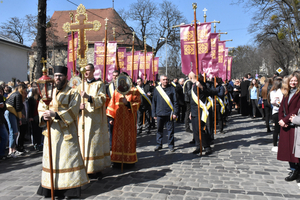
[{"xmin": 106, "ymin": 77, "xmax": 141, "ymax": 166}]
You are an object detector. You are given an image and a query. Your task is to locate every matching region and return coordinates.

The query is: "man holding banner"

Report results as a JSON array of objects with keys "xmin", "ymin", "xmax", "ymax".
[
  {"xmin": 136, "ymin": 78, "xmax": 152, "ymax": 135},
  {"xmin": 152, "ymin": 75, "xmax": 178, "ymax": 152},
  {"xmin": 189, "ymin": 72, "xmax": 212, "ymax": 155}
]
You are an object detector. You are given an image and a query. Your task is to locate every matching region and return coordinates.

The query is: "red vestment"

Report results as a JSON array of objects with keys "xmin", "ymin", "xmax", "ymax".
[{"xmin": 106, "ymin": 87, "xmax": 141, "ymax": 163}]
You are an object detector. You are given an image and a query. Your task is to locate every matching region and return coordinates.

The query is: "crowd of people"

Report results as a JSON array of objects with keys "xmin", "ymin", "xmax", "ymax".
[{"xmin": 1, "ymin": 65, "xmax": 300, "ymax": 198}]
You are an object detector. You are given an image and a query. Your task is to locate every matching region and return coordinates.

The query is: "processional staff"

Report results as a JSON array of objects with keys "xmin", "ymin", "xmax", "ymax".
[
  {"xmin": 131, "ymin": 32, "xmax": 135, "ymax": 80},
  {"xmin": 144, "ymin": 36, "xmax": 147, "ymax": 84},
  {"xmin": 192, "ymin": 3, "xmax": 203, "ymax": 156},
  {"xmin": 70, "ymin": 12, "xmax": 76, "ymax": 76},
  {"xmin": 62, "ymin": 4, "xmax": 101, "ymax": 163},
  {"xmin": 103, "ymin": 18, "xmax": 109, "ymax": 81},
  {"xmin": 37, "ymin": 57, "xmax": 55, "ymax": 200}
]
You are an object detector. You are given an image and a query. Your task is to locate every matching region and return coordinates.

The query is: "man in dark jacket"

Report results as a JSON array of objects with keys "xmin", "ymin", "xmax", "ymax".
[
  {"xmin": 175, "ymin": 78, "xmax": 185, "ymax": 123},
  {"xmin": 136, "ymin": 78, "xmax": 152, "ymax": 134},
  {"xmin": 152, "ymin": 75, "xmax": 178, "ymax": 152},
  {"xmin": 240, "ymin": 74, "xmax": 251, "ymax": 116},
  {"xmin": 184, "ymin": 79, "xmax": 193, "ymax": 133}
]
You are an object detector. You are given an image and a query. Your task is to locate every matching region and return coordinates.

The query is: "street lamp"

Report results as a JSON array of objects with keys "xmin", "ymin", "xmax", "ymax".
[{"xmin": 160, "ymin": 37, "xmax": 170, "ymax": 76}]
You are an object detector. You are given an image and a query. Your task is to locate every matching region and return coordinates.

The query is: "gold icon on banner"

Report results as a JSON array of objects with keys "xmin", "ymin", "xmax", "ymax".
[
  {"xmin": 211, "ymin": 38, "xmax": 216, "ymax": 47},
  {"xmin": 218, "ymin": 55, "xmax": 223, "ymax": 63},
  {"xmin": 107, "ymin": 57, "xmax": 114, "ymax": 65},
  {"xmin": 184, "ymin": 45, "xmax": 195, "ymax": 55},
  {"xmin": 211, "ymin": 50, "xmax": 216, "ymax": 59},
  {"xmin": 198, "ymin": 29, "xmax": 209, "ymax": 40},
  {"xmin": 96, "ymin": 57, "xmax": 104, "ymax": 65},
  {"xmin": 118, "ymin": 52, "xmax": 124, "ymax": 59},
  {"xmin": 96, "ymin": 46, "xmax": 104, "ymax": 55},
  {"xmin": 119, "ymin": 61, "xmax": 124, "ymax": 69},
  {"xmin": 198, "ymin": 43, "xmax": 208, "ymax": 54},
  {"xmin": 219, "ymin": 45, "xmax": 224, "ymax": 52},
  {"xmin": 184, "ymin": 31, "xmax": 194, "ymax": 41}
]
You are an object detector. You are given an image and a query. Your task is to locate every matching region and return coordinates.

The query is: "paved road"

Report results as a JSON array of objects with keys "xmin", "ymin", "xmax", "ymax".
[{"xmin": 1, "ymin": 111, "xmax": 300, "ymax": 200}]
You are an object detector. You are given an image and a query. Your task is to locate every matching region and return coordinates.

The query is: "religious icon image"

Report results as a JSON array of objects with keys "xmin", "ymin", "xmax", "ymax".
[
  {"xmin": 116, "ymin": 74, "xmax": 132, "ymax": 95},
  {"xmin": 69, "ymin": 76, "xmax": 81, "ymax": 88}
]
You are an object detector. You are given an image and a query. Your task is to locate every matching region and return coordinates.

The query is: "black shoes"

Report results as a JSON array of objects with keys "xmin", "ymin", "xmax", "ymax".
[
  {"xmin": 285, "ymin": 169, "xmax": 299, "ymax": 181},
  {"xmin": 204, "ymin": 147, "xmax": 213, "ymax": 155},
  {"xmin": 189, "ymin": 139, "xmax": 195, "ymax": 144},
  {"xmin": 192, "ymin": 148, "xmax": 200, "ymax": 154},
  {"xmin": 154, "ymin": 146, "xmax": 162, "ymax": 151}
]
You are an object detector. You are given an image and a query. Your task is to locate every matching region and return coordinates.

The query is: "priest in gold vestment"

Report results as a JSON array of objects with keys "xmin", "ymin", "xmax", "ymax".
[
  {"xmin": 37, "ymin": 66, "xmax": 89, "ymax": 198},
  {"xmin": 78, "ymin": 64, "xmax": 111, "ymax": 178},
  {"xmin": 106, "ymin": 74, "xmax": 141, "ymax": 165}
]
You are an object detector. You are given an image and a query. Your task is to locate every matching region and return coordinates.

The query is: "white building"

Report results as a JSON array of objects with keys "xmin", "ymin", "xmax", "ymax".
[{"xmin": 0, "ymin": 35, "xmax": 31, "ymax": 83}]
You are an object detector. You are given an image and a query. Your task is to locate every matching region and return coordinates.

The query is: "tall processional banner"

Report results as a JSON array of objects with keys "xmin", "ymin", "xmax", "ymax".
[
  {"xmin": 139, "ymin": 52, "xmax": 153, "ymax": 81},
  {"xmin": 67, "ymin": 32, "xmax": 78, "ymax": 80},
  {"xmin": 117, "ymin": 47, "xmax": 127, "ymax": 74},
  {"xmin": 154, "ymin": 57, "xmax": 159, "ymax": 80},
  {"xmin": 227, "ymin": 56, "xmax": 233, "ymax": 80},
  {"xmin": 218, "ymin": 41, "xmax": 226, "ymax": 80},
  {"xmin": 224, "ymin": 48, "xmax": 229, "ymax": 80},
  {"xmin": 94, "ymin": 41, "xmax": 117, "ymax": 82},
  {"xmin": 126, "ymin": 51, "xmax": 140, "ymax": 82},
  {"xmin": 197, "ymin": 22, "xmax": 211, "ymax": 74}
]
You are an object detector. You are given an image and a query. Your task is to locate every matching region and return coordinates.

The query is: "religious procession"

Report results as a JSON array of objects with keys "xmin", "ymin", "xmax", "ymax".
[{"xmin": 1, "ymin": 0, "xmax": 300, "ymax": 199}]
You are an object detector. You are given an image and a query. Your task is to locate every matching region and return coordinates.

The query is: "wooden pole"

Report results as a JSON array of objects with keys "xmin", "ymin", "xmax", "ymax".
[
  {"xmin": 144, "ymin": 36, "xmax": 147, "ymax": 84},
  {"xmin": 80, "ymin": 67, "xmax": 86, "ymax": 165},
  {"xmin": 152, "ymin": 50, "xmax": 155, "ymax": 85},
  {"xmin": 47, "ymin": 119, "xmax": 54, "ymax": 200},
  {"xmin": 131, "ymin": 32, "xmax": 135, "ymax": 80},
  {"xmin": 103, "ymin": 18, "xmax": 108, "ymax": 81},
  {"xmin": 193, "ymin": 3, "xmax": 202, "ymax": 156},
  {"xmin": 113, "ymin": 27, "xmax": 119, "ymax": 71},
  {"xmin": 214, "ymin": 77, "xmax": 217, "ymax": 135},
  {"xmin": 70, "ymin": 13, "xmax": 76, "ymax": 76}
]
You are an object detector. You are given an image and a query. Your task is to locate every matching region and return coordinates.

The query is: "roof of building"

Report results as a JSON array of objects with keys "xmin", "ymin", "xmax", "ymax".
[
  {"xmin": 32, "ymin": 7, "xmax": 145, "ymax": 48},
  {"xmin": 0, "ymin": 34, "xmax": 31, "ymax": 50}
]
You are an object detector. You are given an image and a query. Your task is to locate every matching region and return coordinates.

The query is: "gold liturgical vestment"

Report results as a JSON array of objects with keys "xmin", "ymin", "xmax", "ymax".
[
  {"xmin": 106, "ymin": 87, "xmax": 141, "ymax": 163},
  {"xmin": 78, "ymin": 80, "xmax": 111, "ymax": 174},
  {"xmin": 38, "ymin": 85, "xmax": 89, "ymax": 190}
]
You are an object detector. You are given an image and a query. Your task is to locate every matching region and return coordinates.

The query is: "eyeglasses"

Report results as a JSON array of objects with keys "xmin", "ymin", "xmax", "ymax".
[
  {"xmin": 162, "ymin": 79, "xmax": 169, "ymax": 81},
  {"xmin": 54, "ymin": 74, "xmax": 65, "ymax": 78}
]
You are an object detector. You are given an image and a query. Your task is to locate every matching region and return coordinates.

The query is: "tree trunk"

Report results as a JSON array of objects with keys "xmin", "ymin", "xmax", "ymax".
[{"xmin": 35, "ymin": 0, "xmax": 47, "ymax": 80}]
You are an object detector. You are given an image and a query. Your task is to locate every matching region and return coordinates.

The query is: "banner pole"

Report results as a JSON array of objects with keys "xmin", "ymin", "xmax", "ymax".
[
  {"xmin": 103, "ymin": 18, "xmax": 108, "ymax": 81},
  {"xmin": 131, "ymin": 32, "xmax": 135, "ymax": 80}
]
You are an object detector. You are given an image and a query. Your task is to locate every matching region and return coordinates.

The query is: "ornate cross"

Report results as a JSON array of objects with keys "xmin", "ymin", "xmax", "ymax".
[
  {"xmin": 40, "ymin": 57, "xmax": 47, "ymax": 68},
  {"xmin": 62, "ymin": 4, "xmax": 101, "ymax": 67}
]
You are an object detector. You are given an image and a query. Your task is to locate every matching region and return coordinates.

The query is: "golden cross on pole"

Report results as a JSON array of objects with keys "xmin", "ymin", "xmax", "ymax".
[
  {"xmin": 62, "ymin": 4, "xmax": 101, "ymax": 67},
  {"xmin": 40, "ymin": 57, "xmax": 47, "ymax": 69}
]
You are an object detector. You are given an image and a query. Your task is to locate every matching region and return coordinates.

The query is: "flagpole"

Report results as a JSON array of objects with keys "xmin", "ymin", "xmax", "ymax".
[
  {"xmin": 103, "ymin": 18, "xmax": 109, "ymax": 81},
  {"xmin": 144, "ymin": 36, "xmax": 147, "ymax": 84},
  {"xmin": 214, "ymin": 23, "xmax": 217, "ymax": 135},
  {"xmin": 113, "ymin": 28, "xmax": 120, "ymax": 71},
  {"xmin": 193, "ymin": 3, "xmax": 202, "ymax": 156},
  {"xmin": 152, "ymin": 47, "xmax": 156, "ymax": 85},
  {"xmin": 131, "ymin": 32, "xmax": 135, "ymax": 80},
  {"xmin": 202, "ymin": 8, "xmax": 207, "ymax": 82},
  {"xmin": 70, "ymin": 12, "xmax": 76, "ymax": 76}
]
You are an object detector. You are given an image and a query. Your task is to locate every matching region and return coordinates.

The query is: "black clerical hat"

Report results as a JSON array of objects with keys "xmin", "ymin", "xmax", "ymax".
[{"xmin": 53, "ymin": 66, "xmax": 68, "ymax": 76}]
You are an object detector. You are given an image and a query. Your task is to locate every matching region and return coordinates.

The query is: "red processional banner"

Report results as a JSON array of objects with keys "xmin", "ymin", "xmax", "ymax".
[
  {"xmin": 227, "ymin": 56, "xmax": 233, "ymax": 80},
  {"xmin": 224, "ymin": 48, "xmax": 229, "ymax": 80},
  {"xmin": 197, "ymin": 23, "xmax": 211, "ymax": 74},
  {"xmin": 207, "ymin": 33, "xmax": 219, "ymax": 78},
  {"xmin": 117, "ymin": 47, "xmax": 127, "ymax": 74},
  {"xmin": 67, "ymin": 32, "xmax": 78, "ymax": 80},
  {"xmin": 218, "ymin": 41, "xmax": 226, "ymax": 80},
  {"xmin": 94, "ymin": 41, "xmax": 117, "ymax": 82},
  {"xmin": 180, "ymin": 25, "xmax": 197, "ymax": 75},
  {"xmin": 139, "ymin": 52, "xmax": 153, "ymax": 81},
  {"xmin": 126, "ymin": 51, "xmax": 140, "ymax": 82}
]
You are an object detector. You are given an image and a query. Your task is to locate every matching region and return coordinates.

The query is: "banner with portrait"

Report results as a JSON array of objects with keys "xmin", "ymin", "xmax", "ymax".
[{"xmin": 67, "ymin": 32, "xmax": 78, "ymax": 80}]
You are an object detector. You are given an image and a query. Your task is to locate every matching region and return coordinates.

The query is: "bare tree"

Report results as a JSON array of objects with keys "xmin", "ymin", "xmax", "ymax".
[
  {"xmin": 114, "ymin": 0, "xmax": 187, "ymax": 54},
  {"xmin": 0, "ymin": 17, "xmax": 26, "ymax": 44}
]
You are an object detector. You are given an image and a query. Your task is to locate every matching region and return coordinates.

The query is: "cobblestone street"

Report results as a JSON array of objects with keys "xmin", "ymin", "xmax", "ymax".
[{"xmin": 1, "ymin": 111, "xmax": 300, "ymax": 200}]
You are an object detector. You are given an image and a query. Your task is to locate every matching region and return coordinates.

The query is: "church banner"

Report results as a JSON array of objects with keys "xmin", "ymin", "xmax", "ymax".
[
  {"xmin": 94, "ymin": 41, "xmax": 117, "ymax": 82},
  {"xmin": 202, "ymin": 59, "xmax": 218, "ymax": 79},
  {"xmin": 224, "ymin": 48, "xmax": 229, "ymax": 80},
  {"xmin": 126, "ymin": 51, "xmax": 140, "ymax": 82},
  {"xmin": 67, "ymin": 32, "xmax": 78, "ymax": 80},
  {"xmin": 139, "ymin": 52, "xmax": 153, "ymax": 81},
  {"xmin": 210, "ymin": 33, "xmax": 219, "ymax": 70},
  {"xmin": 218, "ymin": 41, "xmax": 226, "ymax": 80},
  {"xmin": 197, "ymin": 22, "xmax": 211, "ymax": 73},
  {"xmin": 180, "ymin": 25, "xmax": 196, "ymax": 75},
  {"xmin": 227, "ymin": 56, "xmax": 233, "ymax": 80},
  {"xmin": 117, "ymin": 47, "xmax": 127, "ymax": 74}
]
